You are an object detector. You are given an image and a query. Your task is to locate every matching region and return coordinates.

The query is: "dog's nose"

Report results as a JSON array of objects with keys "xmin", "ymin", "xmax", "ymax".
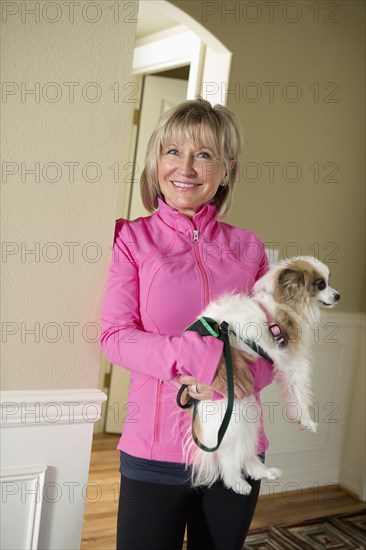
[{"xmin": 334, "ymin": 292, "xmax": 341, "ymax": 302}]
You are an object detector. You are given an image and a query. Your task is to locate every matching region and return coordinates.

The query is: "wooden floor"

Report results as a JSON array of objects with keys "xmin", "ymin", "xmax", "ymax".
[{"xmin": 81, "ymin": 434, "xmax": 365, "ymax": 550}]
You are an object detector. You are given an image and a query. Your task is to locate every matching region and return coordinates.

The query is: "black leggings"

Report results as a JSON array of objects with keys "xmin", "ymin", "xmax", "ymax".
[{"xmin": 116, "ymin": 475, "xmax": 261, "ymax": 550}]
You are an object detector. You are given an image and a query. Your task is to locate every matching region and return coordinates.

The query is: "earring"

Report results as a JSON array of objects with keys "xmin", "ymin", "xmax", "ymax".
[{"xmin": 220, "ymin": 182, "xmax": 226, "ymax": 187}]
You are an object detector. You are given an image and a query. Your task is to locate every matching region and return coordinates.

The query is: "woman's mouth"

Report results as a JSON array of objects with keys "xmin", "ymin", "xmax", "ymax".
[{"xmin": 171, "ymin": 181, "xmax": 202, "ymax": 189}]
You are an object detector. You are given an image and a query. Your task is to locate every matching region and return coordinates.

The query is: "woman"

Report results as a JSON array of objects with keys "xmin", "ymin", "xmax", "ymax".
[{"xmin": 100, "ymin": 99, "xmax": 274, "ymax": 550}]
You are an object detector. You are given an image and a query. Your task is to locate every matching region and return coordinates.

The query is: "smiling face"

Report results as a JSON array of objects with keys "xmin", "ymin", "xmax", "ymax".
[{"xmin": 158, "ymin": 139, "xmax": 233, "ymax": 219}]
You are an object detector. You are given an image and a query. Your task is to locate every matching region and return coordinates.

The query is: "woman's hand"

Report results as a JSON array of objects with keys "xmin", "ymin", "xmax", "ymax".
[
  {"xmin": 179, "ymin": 347, "xmax": 255, "ymax": 402},
  {"xmin": 178, "ymin": 376, "xmax": 213, "ymax": 403},
  {"xmin": 212, "ymin": 348, "xmax": 254, "ymax": 399}
]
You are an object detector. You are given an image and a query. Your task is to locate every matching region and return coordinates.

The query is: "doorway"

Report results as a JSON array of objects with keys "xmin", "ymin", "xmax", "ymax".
[{"xmin": 99, "ymin": 1, "xmax": 232, "ymax": 435}]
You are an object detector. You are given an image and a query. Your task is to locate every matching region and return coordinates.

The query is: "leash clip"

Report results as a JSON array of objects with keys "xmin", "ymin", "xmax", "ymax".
[{"xmin": 219, "ymin": 320, "xmax": 229, "ymax": 335}]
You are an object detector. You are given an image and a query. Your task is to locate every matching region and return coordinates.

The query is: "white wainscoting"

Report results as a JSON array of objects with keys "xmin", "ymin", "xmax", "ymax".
[
  {"xmin": 260, "ymin": 311, "xmax": 365, "ymax": 500},
  {"xmin": 0, "ymin": 389, "xmax": 107, "ymax": 550}
]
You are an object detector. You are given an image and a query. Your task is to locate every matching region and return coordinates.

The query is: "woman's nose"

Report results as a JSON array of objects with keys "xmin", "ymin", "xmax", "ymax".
[{"xmin": 178, "ymin": 155, "xmax": 196, "ymax": 177}]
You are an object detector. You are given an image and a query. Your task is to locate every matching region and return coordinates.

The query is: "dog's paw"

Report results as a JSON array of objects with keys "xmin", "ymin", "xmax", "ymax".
[
  {"xmin": 300, "ymin": 420, "xmax": 318, "ymax": 433},
  {"xmin": 232, "ymin": 481, "xmax": 252, "ymax": 495},
  {"xmin": 265, "ymin": 467, "xmax": 282, "ymax": 480}
]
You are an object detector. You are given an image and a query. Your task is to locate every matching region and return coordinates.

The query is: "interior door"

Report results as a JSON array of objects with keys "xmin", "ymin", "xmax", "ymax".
[{"xmin": 104, "ymin": 74, "xmax": 188, "ymax": 434}]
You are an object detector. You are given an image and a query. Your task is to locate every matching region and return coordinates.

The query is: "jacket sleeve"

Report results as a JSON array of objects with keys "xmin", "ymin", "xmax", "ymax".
[{"xmin": 100, "ymin": 222, "xmax": 223, "ymax": 386}]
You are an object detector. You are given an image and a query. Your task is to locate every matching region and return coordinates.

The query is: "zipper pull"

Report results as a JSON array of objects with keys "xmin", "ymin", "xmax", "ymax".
[{"xmin": 193, "ymin": 229, "xmax": 199, "ymax": 243}]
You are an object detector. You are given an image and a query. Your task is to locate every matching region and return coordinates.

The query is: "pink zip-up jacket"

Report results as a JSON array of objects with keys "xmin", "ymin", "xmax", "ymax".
[{"xmin": 100, "ymin": 198, "xmax": 275, "ymax": 462}]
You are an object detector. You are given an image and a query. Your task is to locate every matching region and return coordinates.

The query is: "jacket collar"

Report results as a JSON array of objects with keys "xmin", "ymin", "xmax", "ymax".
[{"xmin": 156, "ymin": 196, "xmax": 218, "ymax": 236}]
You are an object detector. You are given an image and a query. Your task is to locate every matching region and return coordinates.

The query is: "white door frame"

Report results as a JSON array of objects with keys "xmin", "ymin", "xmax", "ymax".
[{"xmin": 133, "ymin": 25, "xmax": 205, "ymax": 101}]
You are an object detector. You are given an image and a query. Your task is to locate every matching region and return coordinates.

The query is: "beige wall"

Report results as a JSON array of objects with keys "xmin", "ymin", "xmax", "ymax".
[
  {"xmin": 171, "ymin": 0, "xmax": 365, "ymax": 313},
  {"xmin": 2, "ymin": 1, "xmax": 137, "ymax": 390},
  {"xmin": 2, "ymin": 0, "xmax": 364, "ymax": 385}
]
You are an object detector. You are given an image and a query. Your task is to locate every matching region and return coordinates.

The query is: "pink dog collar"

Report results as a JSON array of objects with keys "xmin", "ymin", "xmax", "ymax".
[{"xmin": 254, "ymin": 300, "xmax": 287, "ymax": 348}]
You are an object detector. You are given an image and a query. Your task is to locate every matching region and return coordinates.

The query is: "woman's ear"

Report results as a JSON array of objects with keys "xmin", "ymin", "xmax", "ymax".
[
  {"xmin": 227, "ymin": 159, "xmax": 236, "ymax": 177},
  {"xmin": 222, "ymin": 160, "xmax": 236, "ymax": 184}
]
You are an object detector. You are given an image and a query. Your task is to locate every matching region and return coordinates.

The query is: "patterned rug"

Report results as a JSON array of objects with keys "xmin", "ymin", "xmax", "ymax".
[
  {"xmin": 243, "ymin": 510, "xmax": 366, "ymax": 549},
  {"xmin": 182, "ymin": 509, "xmax": 366, "ymax": 549}
]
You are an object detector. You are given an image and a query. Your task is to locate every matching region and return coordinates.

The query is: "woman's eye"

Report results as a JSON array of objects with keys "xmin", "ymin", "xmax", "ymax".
[
  {"xmin": 197, "ymin": 151, "xmax": 212, "ymax": 159},
  {"xmin": 167, "ymin": 149, "xmax": 179, "ymax": 155}
]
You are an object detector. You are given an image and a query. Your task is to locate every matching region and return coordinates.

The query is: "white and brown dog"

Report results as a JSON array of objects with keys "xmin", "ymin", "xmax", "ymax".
[{"xmin": 185, "ymin": 256, "xmax": 340, "ymax": 495}]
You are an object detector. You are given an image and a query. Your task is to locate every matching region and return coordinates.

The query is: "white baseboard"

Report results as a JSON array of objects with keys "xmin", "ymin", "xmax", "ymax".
[
  {"xmin": 260, "ymin": 463, "xmax": 341, "ymax": 499},
  {"xmin": 339, "ymin": 465, "xmax": 364, "ymax": 500}
]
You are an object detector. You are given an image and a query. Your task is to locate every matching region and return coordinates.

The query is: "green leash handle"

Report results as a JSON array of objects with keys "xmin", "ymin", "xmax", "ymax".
[{"xmin": 176, "ymin": 319, "xmax": 235, "ymax": 453}]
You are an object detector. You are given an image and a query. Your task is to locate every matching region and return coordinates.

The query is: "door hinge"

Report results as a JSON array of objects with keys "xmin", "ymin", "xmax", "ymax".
[
  {"xmin": 133, "ymin": 109, "xmax": 141, "ymax": 126},
  {"xmin": 104, "ymin": 372, "xmax": 111, "ymax": 389}
]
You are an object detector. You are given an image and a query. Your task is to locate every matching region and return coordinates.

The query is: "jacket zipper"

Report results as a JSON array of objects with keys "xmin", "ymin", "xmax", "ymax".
[
  {"xmin": 153, "ymin": 379, "xmax": 163, "ymax": 446},
  {"xmin": 153, "ymin": 230, "xmax": 208, "ymax": 448},
  {"xmin": 192, "ymin": 229, "xmax": 210, "ymax": 306}
]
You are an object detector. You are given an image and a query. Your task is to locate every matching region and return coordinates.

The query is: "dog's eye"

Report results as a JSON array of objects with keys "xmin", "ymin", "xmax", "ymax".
[{"xmin": 315, "ymin": 280, "xmax": 326, "ymax": 291}]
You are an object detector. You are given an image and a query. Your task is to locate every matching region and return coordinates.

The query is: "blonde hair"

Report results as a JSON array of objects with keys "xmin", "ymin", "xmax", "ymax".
[{"xmin": 140, "ymin": 98, "xmax": 243, "ymax": 218}]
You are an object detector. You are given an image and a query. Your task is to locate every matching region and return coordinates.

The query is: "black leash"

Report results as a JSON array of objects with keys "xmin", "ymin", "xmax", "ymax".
[{"xmin": 176, "ymin": 317, "xmax": 235, "ymax": 453}]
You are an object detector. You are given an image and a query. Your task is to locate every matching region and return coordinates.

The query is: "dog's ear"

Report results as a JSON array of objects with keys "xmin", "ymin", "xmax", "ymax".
[
  {"xmin": 277, "ymin": 268, "xmax": 305, "ymax": 303},
  {"xmin": 279, "ymin": 268, "xmax": 305, "ymax": 289}
]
